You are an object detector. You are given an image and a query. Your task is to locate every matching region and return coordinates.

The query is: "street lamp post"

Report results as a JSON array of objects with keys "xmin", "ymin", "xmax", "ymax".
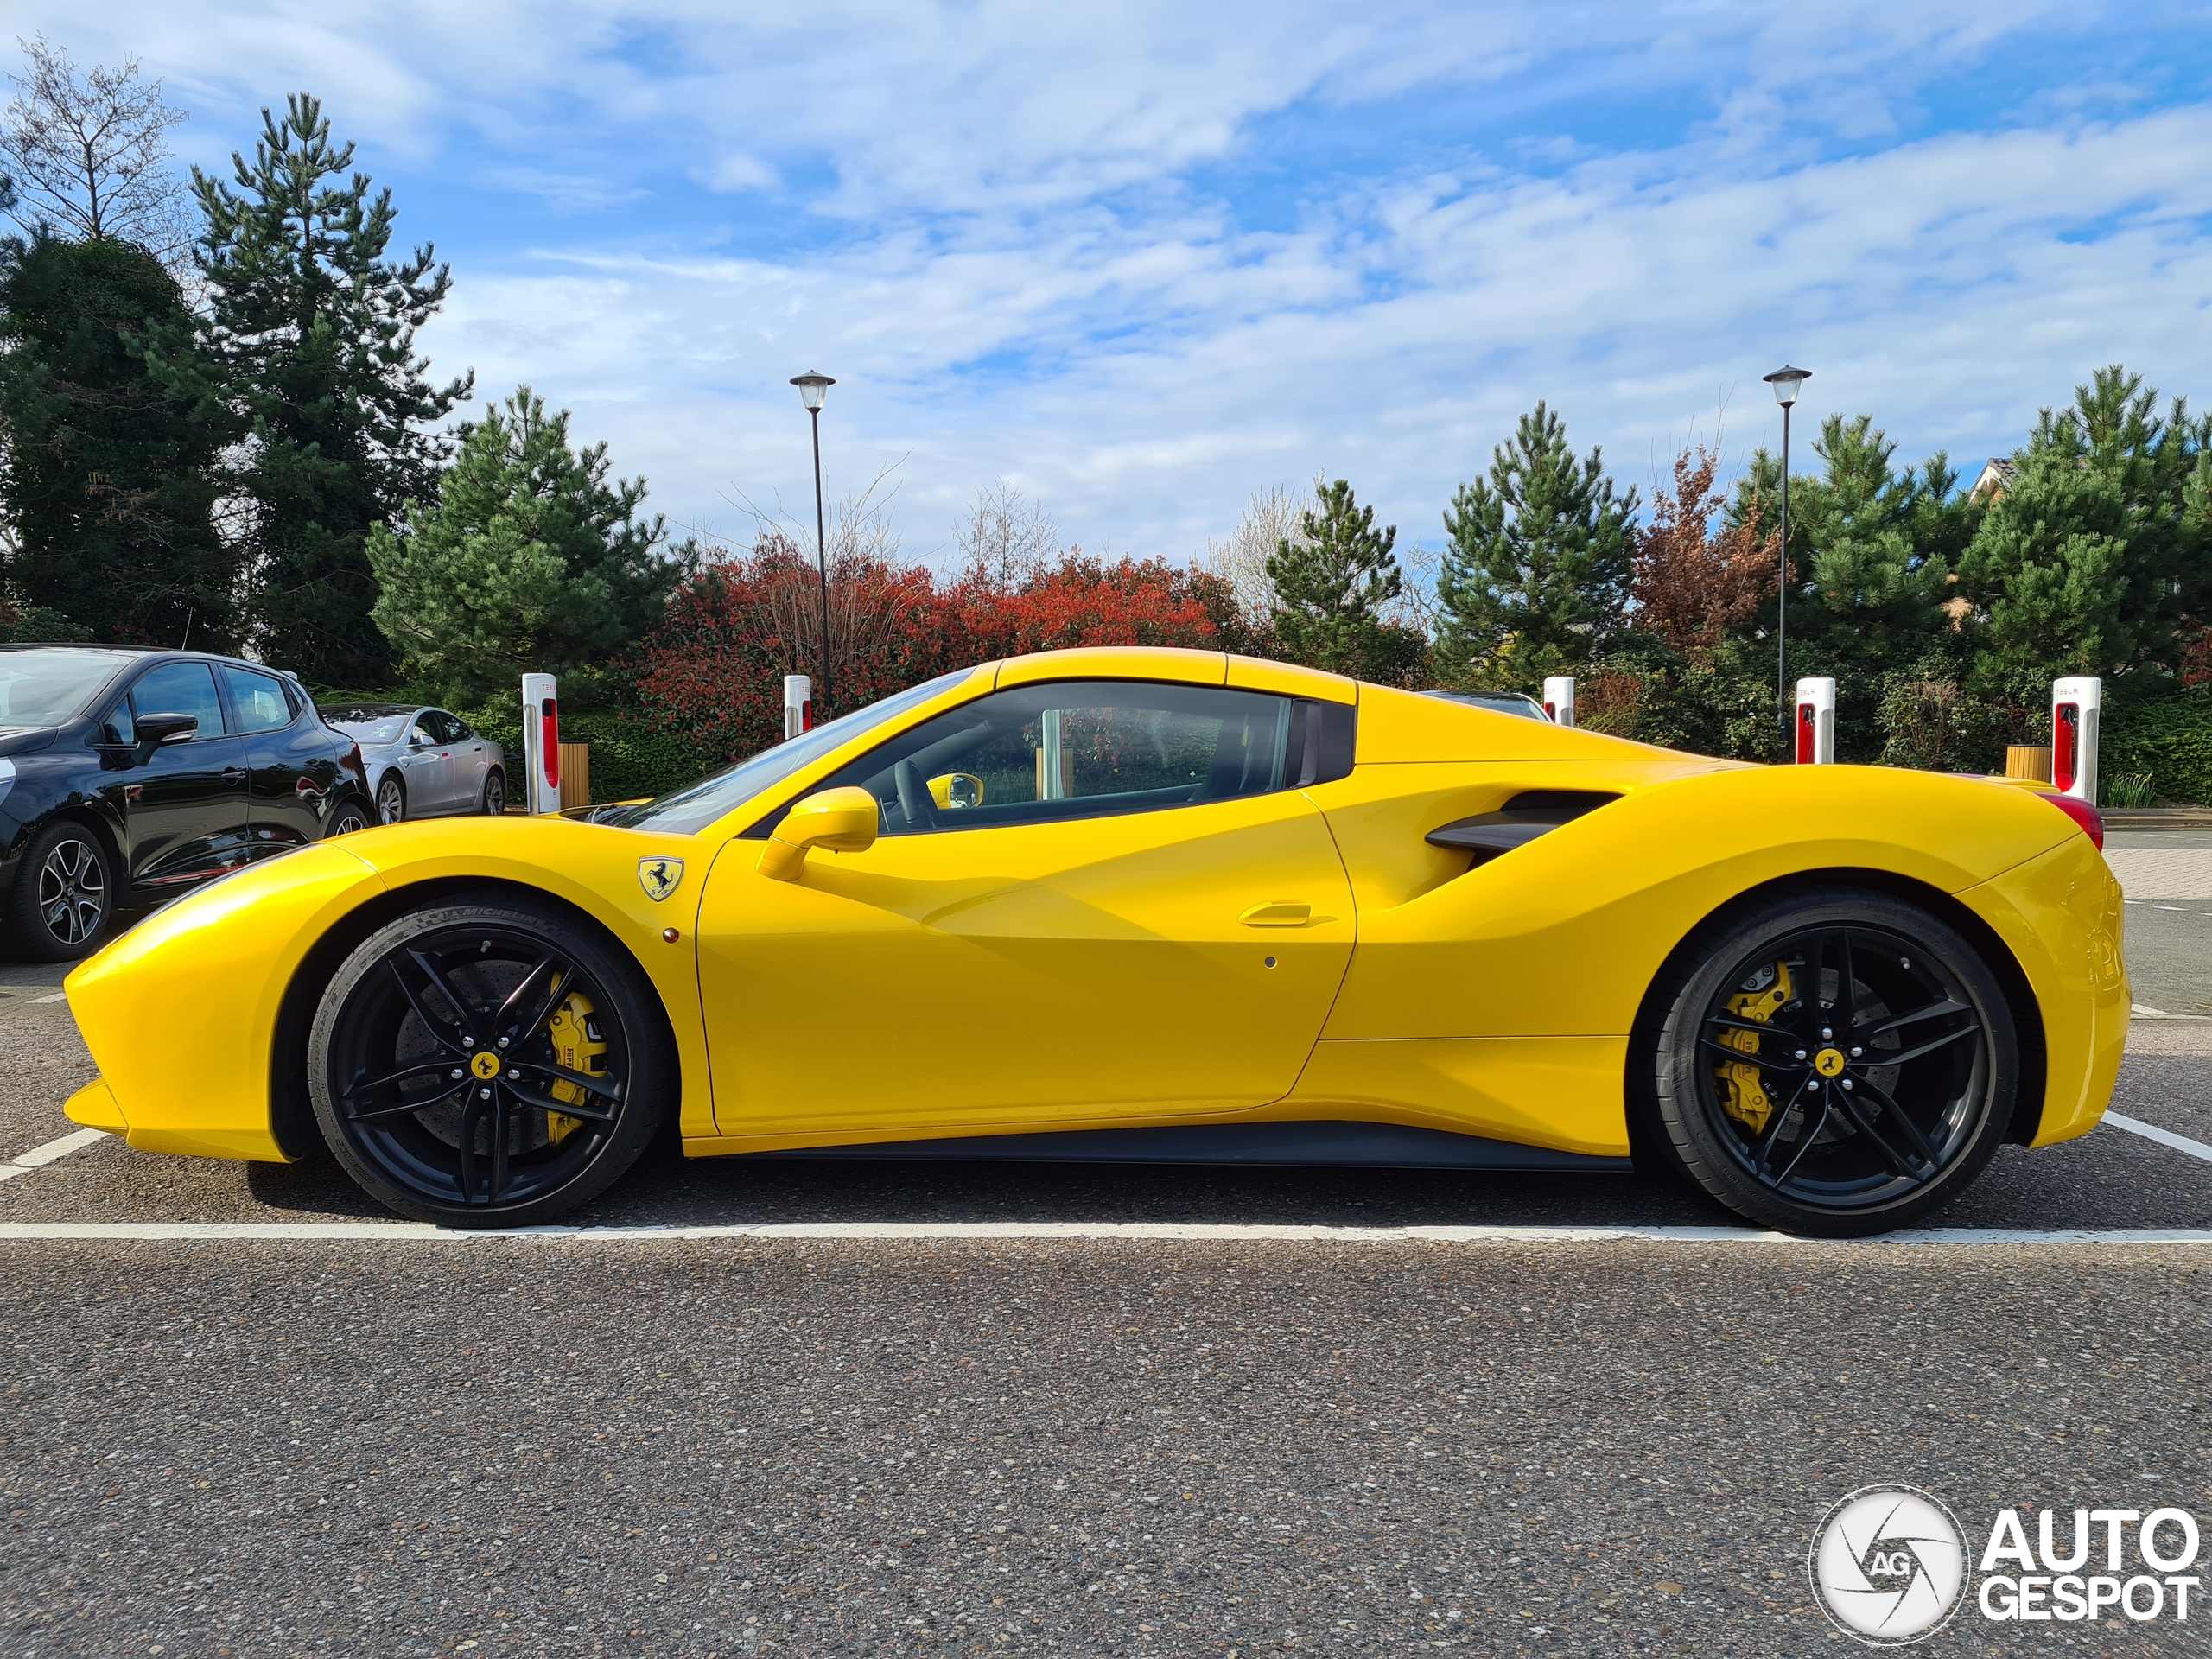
[
  {"xmin": 1762, "ymin": 364, "xmax": 1810, "ymax": 760},
  {"xmin": 791, "ymin": 373, "xmax": 831, "ymax": 712}
]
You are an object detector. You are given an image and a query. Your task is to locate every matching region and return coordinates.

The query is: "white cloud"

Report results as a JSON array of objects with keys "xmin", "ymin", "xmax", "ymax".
[{"xmin": 11, "ymin": 1, "xmax": 2204, "ymax": 564}]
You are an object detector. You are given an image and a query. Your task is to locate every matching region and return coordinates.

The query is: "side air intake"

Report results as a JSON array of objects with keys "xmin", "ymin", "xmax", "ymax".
[{"xmin": 1425, "ymin": 789, "xmax": 1620, "ymax": 865}]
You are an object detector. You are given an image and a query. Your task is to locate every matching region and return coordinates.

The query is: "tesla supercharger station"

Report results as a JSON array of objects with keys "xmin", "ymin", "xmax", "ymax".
[
  {"xmin": 1795, "ymin": 677, "xmax": 1836, "ymax": 764},
  {"xmin": 2052, "ymin": 676, "xmax": 2101, "ymax": 804},
  {"xmin": 1541, "ymin": 675, "xmax": 1575, "ymax": 728},
  {"xmin": 519, "ymin": 672, "xmax": 560, "ymax": 815},
  {"xmin": 783, "ymin": 674, "xmax": 812, "ymax": 741}
]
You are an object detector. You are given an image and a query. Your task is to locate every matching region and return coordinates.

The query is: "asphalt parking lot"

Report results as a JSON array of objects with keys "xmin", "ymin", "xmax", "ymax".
[{"xmin": 2, "ymin": 836, "xmax": 2209, "ymax": 1656}]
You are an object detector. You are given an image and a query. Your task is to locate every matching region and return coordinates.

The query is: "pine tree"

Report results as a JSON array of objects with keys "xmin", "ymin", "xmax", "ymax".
[
  {"xmin": 1789, "ymin": 416, "xmax": 1961, "ymax": 669},
  {"xmin": 367, "ymin": 388, "xmax": 690, "ymax": 707},
  {"xmin": 1436, "ymin": 403, "xmax": 1637, "ymax": 687},
  {"xmin": 0, "ymin": 232, "xmax": 233, "ymax": 645},
  {"xmin": 1263, "ymin": 479, "xmax": 1419, "ymax": 679},
  {"xmin": 149, "ymin": 93, "xmax": 470, "ymax": 682},
  {"xmin": 1958, "ymin": 365, "xmax": 2209, "ymax": 685}
]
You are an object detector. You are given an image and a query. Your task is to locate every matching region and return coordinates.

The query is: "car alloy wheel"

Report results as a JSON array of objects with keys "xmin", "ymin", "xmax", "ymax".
[
  {"xmin": 307, "ymin": 896, "xmax": 669, "ymax": 1225},
  {"xmin": 481, "ymin": 770, "xmax": 505, "ymax": 816},
  {"xmin": 377, "ymin": 776, "xmax": 406, "ymax": 824},
  {"xmin": 1649, "ymin": 887, "xmax": 2016, "ymax": 1237},
  {"xmin": 37, "ymin": 833, "xmax": 108, "ymax": 947},
  {"xmin": 326, "ymin": 799, "xmax": 372, "ymax": 837}
]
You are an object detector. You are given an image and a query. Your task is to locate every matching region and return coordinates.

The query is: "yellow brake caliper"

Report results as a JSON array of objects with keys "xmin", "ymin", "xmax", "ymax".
[
  {"xmin": 1716, "ymin": 961, "xmax": 1793, "ymax": 1134},
  {"xmin": 543, "ymin": 983, "xmax": 607, "ymax": 1146}
]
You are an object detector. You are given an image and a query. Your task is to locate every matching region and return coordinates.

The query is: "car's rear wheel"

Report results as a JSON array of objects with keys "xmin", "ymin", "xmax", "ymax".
[
  {"xmin": 307, "ymin": 894, "xmax": 671, "ymax": 1226},
  {"xmin": 480, "ymin": 769, "xmax": 505, "ymax": 816},
  {"xmin": 324, "ymin": 797, "xmax": 372, "ymax": 838},
  {"xmin": 4, "ymin": 819, "xmax": 115, "ymax": 962},
  {"xmin": 1646, "ymin": 887, "xmax": 2017, "ymax": 1237},
  {"xmin": 376, "ymin": 774, "xmax": 407, "ymax": 825}
]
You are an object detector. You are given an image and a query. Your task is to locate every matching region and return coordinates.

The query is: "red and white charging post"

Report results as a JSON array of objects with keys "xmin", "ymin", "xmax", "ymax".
[
  {"xmin": 1541, "ymin": 676, "xmax": 1575, "ymax": 728},
  {"xmin": 783, "ymin": 674, "xmax": 812, "ymax": 741},
  {"xmin": 2052, "ymin": 676, "xmax": 2101, "ymax": 804},
  {"xmin": 1795, "ymin": 677, "xmax": 1836, "ymax": 764},
  {"xmin": 519, "ymin": 672, "xmax": 560, "ymax": 814}
]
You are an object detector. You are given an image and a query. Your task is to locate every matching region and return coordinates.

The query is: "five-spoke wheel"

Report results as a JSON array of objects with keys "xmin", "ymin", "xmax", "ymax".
[
  {"xmin": 1648, "ymin": 887, "xmax": 2017, "ymax": 1236},
  {"xmin": 3, "ymin": 820, "xmax": 115, "ymax": 962},
  {"xmin": 308, "ymin": 894, "xmax": 670, "ymax": 1226}
]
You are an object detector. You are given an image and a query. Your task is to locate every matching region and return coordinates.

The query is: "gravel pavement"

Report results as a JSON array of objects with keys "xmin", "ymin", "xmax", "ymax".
[{"xmin": 2, "ymin": 845, "xmax": 2209, "ymax": 1656}]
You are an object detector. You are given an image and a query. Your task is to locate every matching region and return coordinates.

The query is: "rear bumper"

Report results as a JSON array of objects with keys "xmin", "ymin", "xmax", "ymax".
[{"xmin": 1955, "ymin": 834, "xmax": 2127, "ymax": 1147}]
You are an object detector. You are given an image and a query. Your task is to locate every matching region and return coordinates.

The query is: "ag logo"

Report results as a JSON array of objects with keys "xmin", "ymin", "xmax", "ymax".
[
  {"xmin": 1809, "ymin": 1484, "xmax": 1967, "ymax": 1645},
  {"xmin": 637, "ymin": 856, "xmax": 685, "ymax": 902}
]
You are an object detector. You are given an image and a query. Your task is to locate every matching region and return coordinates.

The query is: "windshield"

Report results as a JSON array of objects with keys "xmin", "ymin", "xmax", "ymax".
[
  {"xmin": 599, "ymin": 671, "xmax": 974, "ymax": 834},
  {"xmin": 326, "ymin": 710, "xmax": 411, "ymax": 744},
  {"xmin": 0, "ymin": 649, "xmax": 131, "ymax": 729}
]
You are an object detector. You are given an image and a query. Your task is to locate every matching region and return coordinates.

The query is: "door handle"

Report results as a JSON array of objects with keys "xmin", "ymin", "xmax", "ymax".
[
  {"xmin": 1238, "ymin": 901, "xmax": 1311, "ymax": 927},
  {"xmin": 221, "ymin": 767, "xmax": 248, "ymax": 786}
]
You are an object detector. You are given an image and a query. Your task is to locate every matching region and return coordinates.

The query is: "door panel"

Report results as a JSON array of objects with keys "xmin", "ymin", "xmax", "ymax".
[
  {"xmin": 222, "ymin": 665, "xmax": 326, "ymax": 855},
  {"xmin": 398, "ymin": 715, "xmax": 457, "ymax": 814},
  {"xmin": 119, "ymin": 661, "xmax": 250, "ymax": 890},
  {"xmin": 696, "ymin": 790, "xmax": 1355, "ymax": 1136}
]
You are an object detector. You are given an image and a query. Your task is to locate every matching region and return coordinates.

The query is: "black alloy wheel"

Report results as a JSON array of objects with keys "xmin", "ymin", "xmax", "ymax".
[
  {"xmin": 1648, "ymin": 887, "xmax": 2017, "ymax": 1237},
  {"xmin": 480, "ymin": 769, "xmax": 505, "ymax": 817},
  {"xmin": 325, "ymin": 798, "xmax": 372, "ymax": 838},
  {"xmin": 376, "ymin": 775, "xmax": 407, "ymax": 825},
  {"xmin": 308, "ymin": 895, "xmax": 671, "ymax": 1226},
  {"xmin": 4, "ymin": 820, "xmax": 115, "ymax": 962}
]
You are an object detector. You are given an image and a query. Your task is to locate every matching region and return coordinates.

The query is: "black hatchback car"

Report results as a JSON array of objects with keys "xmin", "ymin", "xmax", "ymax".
[{"xmin": 0, "ymin": 645, "xmax": 374, "ymax": 961}]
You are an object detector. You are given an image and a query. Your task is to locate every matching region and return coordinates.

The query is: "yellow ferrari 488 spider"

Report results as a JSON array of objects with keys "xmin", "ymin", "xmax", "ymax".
[{"xmin": 60, "ymin": 648, "xmax": 2125, "ymax": 1236}]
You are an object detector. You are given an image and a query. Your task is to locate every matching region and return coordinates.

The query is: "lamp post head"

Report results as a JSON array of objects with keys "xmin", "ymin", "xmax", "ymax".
[
  {"xmin": 791, "ymin": 371, "xmax": 835, "ymax": 413},
  {"xmin": 1763, "ymin": 364, "xmax": 1810, "ymax": 408}
]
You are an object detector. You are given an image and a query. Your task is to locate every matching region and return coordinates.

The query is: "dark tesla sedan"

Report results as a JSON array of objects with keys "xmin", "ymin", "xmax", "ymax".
[{"xmin": 0, "ymin": 645, "xmax": 375, "ymax": 961}]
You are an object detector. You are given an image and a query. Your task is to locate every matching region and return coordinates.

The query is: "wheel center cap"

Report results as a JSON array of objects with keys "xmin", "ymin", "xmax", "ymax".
[
  {"xmin": 471, "ymin": 1052, "xmax": 500, "ymax": 1080},
  {"xmin": 1814, "ymin": 1046, "xmax": 1847, "ymax": 1077}
]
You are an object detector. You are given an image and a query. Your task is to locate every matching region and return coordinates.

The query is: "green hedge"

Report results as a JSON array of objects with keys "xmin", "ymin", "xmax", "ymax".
[
  {"xmin": 2101, "ymin": 684, "xmax": 2212, "ymax": 805},
  {"xmin": 455, "ymin": 703, "xmax": 721, "ymax": 804}
]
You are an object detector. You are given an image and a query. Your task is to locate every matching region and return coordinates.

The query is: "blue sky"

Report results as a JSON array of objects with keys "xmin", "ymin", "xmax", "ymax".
[{"xmin": 20, "ymin": 2, "xmax": 2212, "ymax": 566}]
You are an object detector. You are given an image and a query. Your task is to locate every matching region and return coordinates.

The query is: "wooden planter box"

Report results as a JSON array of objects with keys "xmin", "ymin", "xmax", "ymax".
[
  {"xmin": 2004, "ymin": 745, "xmax": 2053, "ymax": 784},
  {"xmin": 558, "ymin": 741, "xmax": 592, "ymax": 810}
]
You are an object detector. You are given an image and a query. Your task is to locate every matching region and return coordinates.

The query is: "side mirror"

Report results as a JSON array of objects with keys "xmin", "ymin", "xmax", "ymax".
[
  {"xmin": 132, "ymin": 712, "xmax": 198, "ymax": 767},
  {"xmin": 409, "ymin": 729, "xmax": 431, "ymax": 747},
  {"xmin": 927, "ymin": 772, "xmax": 985, "ymax": 810},
  {"xmin": 759, "ymin": 786, "xmax": 880, "ymax": 881}
]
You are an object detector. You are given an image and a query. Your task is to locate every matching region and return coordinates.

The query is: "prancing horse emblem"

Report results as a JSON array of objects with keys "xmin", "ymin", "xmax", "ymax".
[{"xmin": 638, "ymin": 856, "xmax": 685, "ymax": 902}]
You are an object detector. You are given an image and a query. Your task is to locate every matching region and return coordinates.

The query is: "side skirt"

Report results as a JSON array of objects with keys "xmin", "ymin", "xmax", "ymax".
[{"xmin": 747, "ymin": 1119, "xmax": 1634, "ymax": 1173}]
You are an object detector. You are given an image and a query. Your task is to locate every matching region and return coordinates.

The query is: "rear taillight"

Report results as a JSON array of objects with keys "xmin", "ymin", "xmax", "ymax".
[{"xmin": 2042, "ymin": 791, "xmax": 2104, "ymax": 852}]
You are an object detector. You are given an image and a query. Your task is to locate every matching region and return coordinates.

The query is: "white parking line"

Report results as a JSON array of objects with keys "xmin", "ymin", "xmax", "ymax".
[
  {"xmin": 28, "ymin": 991, "xmax": 65, "ymax": 1005},
  {"xmin": 0, "ymin": 1221, "xmax": 2208, "ymax": 1246},
  {"xmin": 2104, "ymin": 1111, "xmax": 2212, "ymax": 1164},
  {"xmin": 0, "ymin": 1128, "xmax": 109, "ymax": 1184}
]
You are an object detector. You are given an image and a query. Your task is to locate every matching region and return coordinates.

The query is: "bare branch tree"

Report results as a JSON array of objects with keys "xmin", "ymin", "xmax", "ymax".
[
  {"xmin": 1202, "ymin": 477, "xmax": 1321, "ymax": 626},
  {"xmin": 0, "ymin": 36, "xmax": 191, "ymax": 261},
  {"xmin": 956, "ymin": 478, "xmax": 1061, "ymax": 586}
]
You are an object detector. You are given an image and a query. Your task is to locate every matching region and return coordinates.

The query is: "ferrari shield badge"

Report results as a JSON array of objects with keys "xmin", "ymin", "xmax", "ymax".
[{"xmin": 637, "ymin": 856, "xmax": 685, "ymax": 903}]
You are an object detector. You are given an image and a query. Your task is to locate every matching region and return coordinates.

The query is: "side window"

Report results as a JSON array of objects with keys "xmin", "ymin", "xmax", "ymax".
[
  {"xmin": 410, "ymin": 715, "xmax": 439, "ymax": 747},
  {"xmin": 221, "ymin": 665, "xmax": 293, "ymax": 734},
  {"xmin": 97, "ymin": 700, "xmax": 135, "ymax": 746},
  {"xmin": 791, "ymin": 679, "xmax": 1307, "ymax": 837},
  {"xmin": 128, "ymin": 662, "xmax": 226, "ymax": 741},
  {"xmin": 429, "ymin": 710, "xmax": 469, "ymax": 743}
]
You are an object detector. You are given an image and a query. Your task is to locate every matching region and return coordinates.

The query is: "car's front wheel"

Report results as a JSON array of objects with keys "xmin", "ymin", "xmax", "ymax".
[
  {"xmin": 1645, "ymin": 887, "xmax": 2018, "ymax": 1237},
  {"xmin": 376, "ymin": 774, "xmax": 406, "ymax": 825},
  {"xmin": 3, "ymin": 819, "xmax": 115, "ymax": 962},
  {"xmin": 307, "ymin": 893, "xmax": 672, "ymax": 1226}
]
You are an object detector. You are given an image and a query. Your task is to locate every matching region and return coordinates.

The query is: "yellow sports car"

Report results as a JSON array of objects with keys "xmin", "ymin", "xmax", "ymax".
[{"xmin": 60, "ymin": 647, "xmax": 2126, "ymax": 1236}]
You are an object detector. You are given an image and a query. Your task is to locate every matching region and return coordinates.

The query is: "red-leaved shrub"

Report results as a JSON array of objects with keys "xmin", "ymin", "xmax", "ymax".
[{"xmin": 633, "ymin": 539, "xmax": 1249, "ymax": 763}]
